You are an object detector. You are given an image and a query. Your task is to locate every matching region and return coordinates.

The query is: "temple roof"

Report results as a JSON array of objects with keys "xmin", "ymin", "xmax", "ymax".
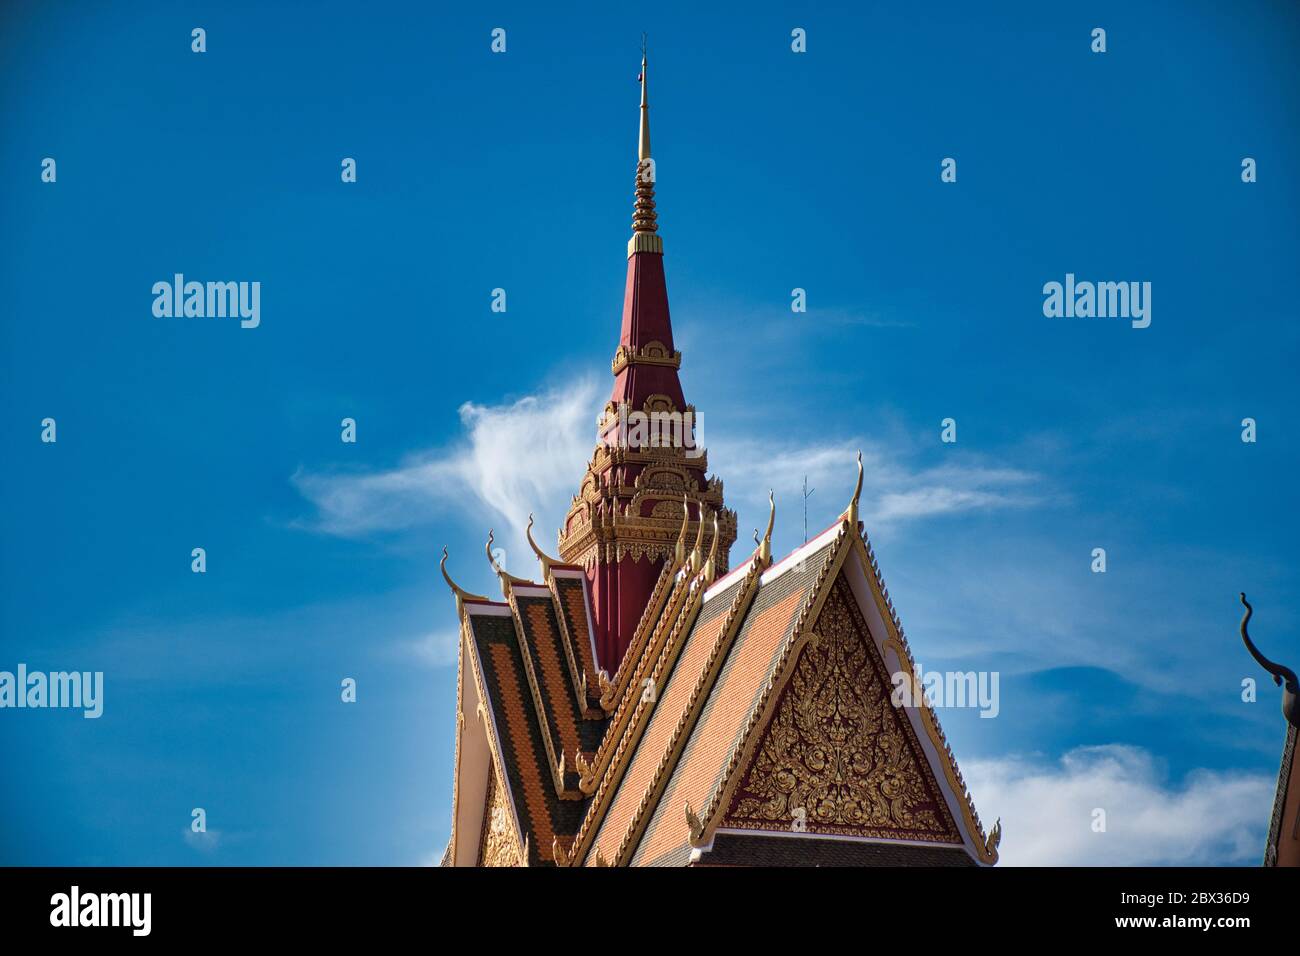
[
  {"xmin": 441, "ymin": 52, "xmax": 995, "ymax": 868},
  {"xmin": 444, "ymin": 465, "xmax": 1000, "ymax": 867}
]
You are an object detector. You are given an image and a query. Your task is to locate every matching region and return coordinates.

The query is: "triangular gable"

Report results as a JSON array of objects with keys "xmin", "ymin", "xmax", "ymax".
[
  {"xmin": 626, "ymin": 517, "xmax": 999, "ymax": 867},
  {"xmin": 718, "ymin": 575, "xmax": 962, "ymax": 844}
]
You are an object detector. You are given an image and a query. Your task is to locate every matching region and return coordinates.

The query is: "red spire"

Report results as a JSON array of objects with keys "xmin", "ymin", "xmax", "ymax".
[{"xmin": 557, "ymin": 50, "xmax": 736, "ymax": 673}]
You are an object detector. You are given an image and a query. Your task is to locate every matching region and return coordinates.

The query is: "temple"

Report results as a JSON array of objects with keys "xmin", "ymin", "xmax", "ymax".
[{"xmin": 439, "ymin": 53, "xmax": 999, "ymax": 867}]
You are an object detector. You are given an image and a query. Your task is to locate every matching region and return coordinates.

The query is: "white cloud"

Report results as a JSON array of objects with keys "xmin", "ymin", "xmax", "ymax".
[
  {"xmin": 292, "ymin": 382, "xmax": 1041, "ymax": 566},
  {"xmin": 398, "ymin": 631, "xmax": 460, "ymax": 669},
  {"xmin": 183, "ymin": 828, "xmax": 222, "ymax": 853},
  {"xmin": 963, "ymin": 745, "xmax": 1272, "ymax": 865},
  {"xmin": 708, "ymin": 437, "xmax": 1040, "ymax": 542},
  {"xmin": 292, "ymin": 378, "xmax": 602, "ymax": 551}
]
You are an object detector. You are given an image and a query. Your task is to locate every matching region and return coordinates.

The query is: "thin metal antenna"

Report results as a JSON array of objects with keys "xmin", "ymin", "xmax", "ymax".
[{"xmin": 802, "ymin": 476, "xmax": 815, "ymax": 543}]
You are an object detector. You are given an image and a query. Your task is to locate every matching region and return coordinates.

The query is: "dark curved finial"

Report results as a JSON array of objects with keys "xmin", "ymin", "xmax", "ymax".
[{"xmin": 1240, "ymin": 592, "xmax": 1299, "ymax": 728}]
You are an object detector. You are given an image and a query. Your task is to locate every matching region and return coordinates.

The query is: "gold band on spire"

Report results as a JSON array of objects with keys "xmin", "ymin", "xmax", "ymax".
[{"xmin": 629, "ymin": 44, "xmax": 663, "ymax": 257}]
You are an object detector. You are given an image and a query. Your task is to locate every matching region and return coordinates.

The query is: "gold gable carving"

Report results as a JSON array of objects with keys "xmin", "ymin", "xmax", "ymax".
[
  {"xmin": 721, "ymin": 581, "xmax": 961, "ymax": 843},
  {"xmin": 478, "ymin": 770, "xmax": 523, "ymax": 867}
]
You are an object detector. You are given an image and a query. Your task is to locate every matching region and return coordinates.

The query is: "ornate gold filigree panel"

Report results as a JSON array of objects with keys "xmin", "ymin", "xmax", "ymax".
[
  {"xmin": 722, "ymin": 580, "xmax": 961, "ymax": 843},
  {"xmin": 478, "ymin": 770, "xmax": 522, "ymax": 867}
]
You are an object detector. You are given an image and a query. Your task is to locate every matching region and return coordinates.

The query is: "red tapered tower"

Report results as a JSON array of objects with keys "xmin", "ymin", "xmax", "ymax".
[{"xmin": 557, "ymin": 51, "xmax": 736, "ymax": 674}]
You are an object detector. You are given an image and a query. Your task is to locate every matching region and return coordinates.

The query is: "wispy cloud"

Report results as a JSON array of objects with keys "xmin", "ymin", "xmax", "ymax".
[
  {"xmin": 292, "ymin": 378, "xmax": 602, "ymax": 551},
  {"xmin": 292, "ymin": 380, "xmax": 1044, "ymax": 561},
  {"xmin": 964, "ymin": 745, "xmax": 1272, "ymax": 865},
  {"xmin": 709, "ymin": 437, "xmax": 1042, "ymax": 541},
  {"xmin": 183, "ymin": 828, "xmax": 222, "ymax": 853},
  {"xmin": 397, "ymin": 631, "xmax": 460, "ymax": 669}
]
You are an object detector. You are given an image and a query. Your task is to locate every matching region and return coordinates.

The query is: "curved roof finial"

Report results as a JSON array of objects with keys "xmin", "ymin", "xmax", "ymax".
[
  {"xmin": 843, "ymin": 450, "xmax": 864, "ymax": 528},
  {"xmin": 673, "ymin": 494, "xmax": 691, "ymax": 567},
  {"xmin": 689, "ymin": 505, "xmax": 710, "ymax": 573},
  {"xmin": 441, "ymin": 546, "xmax": 488, "ymax": 611},
  {"xmin": 1240, "ymin": 592, "xmax": 1299, "ymax": 728},
  {"xmin": 486, "ymin": 529, "xmax": 531, "ymax": 597},
  {"xmin": 525, "ymin": 513, "xmax": 562, "ymax": 579},
  {"xmin": 704, "ymin": 510, "xmax": 721, "ymax": 583},
  {"xmin": 758, "ymin": 490, "xmax": 776, "ymax": 565}
]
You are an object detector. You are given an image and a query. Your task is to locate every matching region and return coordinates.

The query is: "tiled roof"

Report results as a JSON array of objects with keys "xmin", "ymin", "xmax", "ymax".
[
  {"xmin": 630, "ymin": 535, "xmax": 840, "ymax": 866},
  {"xmin": 588, "ymin": 571, "xmax": 753, "ymax": 863},
  {"xmin": 511, "ymin": 592, "xmax": 601, "ymax": 789},
  {"xmin": 551, "ymin": 574, "xmax": 602, "ymax": 708},
  {"xmin": 465, "ymin": 608, "xmax": 585, "ymax": 865}
]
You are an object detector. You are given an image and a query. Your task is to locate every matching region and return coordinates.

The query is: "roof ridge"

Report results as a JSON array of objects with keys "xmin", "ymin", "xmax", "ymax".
[
  {"xmin": 611, "ymin": 553, "xmax": 767, "ymax": 865},
  {"xmin": 502, "ymin": 580, "xmax": 581, "ymax": 799},
  {"xmin": 581, "ymin": 565, "xmax": 694, "ymax": 789},
  {"xmin": 565, "ymin": 565, "xmax": 714, "ymax": 864},
  {"xmin": 543, "ymin": 573, "xmax": 601, "ymax": 717},
  {"xmin": 601, "ymin": 551, "xmax": 683, "ymax": 708}
]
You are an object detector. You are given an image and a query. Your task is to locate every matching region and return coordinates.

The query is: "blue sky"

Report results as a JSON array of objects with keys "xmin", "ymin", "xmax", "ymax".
[{"xmin": 2, "ymin": 0, "xmax": 1297, "ymax": 865}]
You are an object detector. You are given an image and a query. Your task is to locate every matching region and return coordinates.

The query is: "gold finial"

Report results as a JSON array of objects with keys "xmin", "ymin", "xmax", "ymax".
[
  {"xmin": 628, "ymin": 41, "xmax": 663, "ymax": 257},
  {"xmin": 704, "ymin": 510, "xmax": 721, "ymax": 583},
  {"xmin": 689, "ymin": 505, "xmax": 710, "ymax": 573},
  {"xmin": 759, "ymin": 490, "xmax": 775, "ymax": 565},
  {"xmin": 525, "ymin": 513, "xmax": 562, "ymax": 579},
  {"xmin": 486, "ymin": 529, "xmax": 530, "ymax": 597},
  {"xmin": 842, "ymin": 451, "xmax": 864, "ymax": 527},
  {"xmin": 440, "ymin": 547, "xmax": 489, "ymax": 613},
  {"xmin": 684, "ymin": 802, "xmax": 705, "ymax": 845},
  {"xmin": 638, "ymin": 39, "xmax": 650, "ymax": 163},
  {"xmin": 673, "ymin": 494, "xmax": 691, "ymax": 567}
]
